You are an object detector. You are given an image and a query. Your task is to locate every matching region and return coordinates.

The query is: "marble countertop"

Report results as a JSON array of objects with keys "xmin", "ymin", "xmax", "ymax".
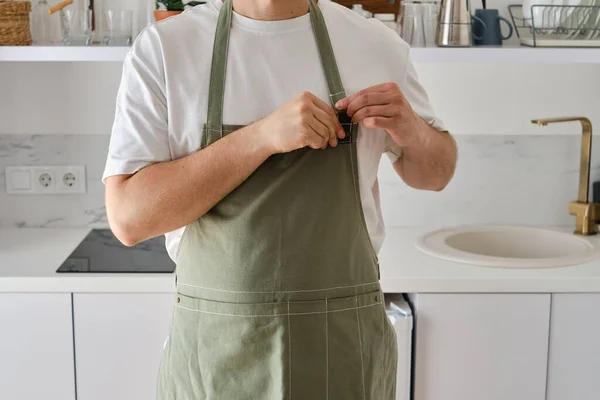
[{"xmin": 2, "ymin": 227, "xmax": 600, "ymax": 293}]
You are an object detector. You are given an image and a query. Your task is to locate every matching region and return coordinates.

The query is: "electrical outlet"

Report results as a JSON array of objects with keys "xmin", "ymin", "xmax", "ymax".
[
  {"xmin": 55, "ymin": 166, "xmax": 86, "ymax": 194},
  {"xmin": 6, "ymin": 166, "xmax": 86, "ymax": 195},
  {"xmin": 32, "ymin": 168, "xmax": 56, "ymax": 193},
  {"xmin": 63, "ymin": 173, "xmax": 76, "ymax": 187},
  {"xmin": 38, "ymin": 173, "xmax": 52, "ymax": 187}
]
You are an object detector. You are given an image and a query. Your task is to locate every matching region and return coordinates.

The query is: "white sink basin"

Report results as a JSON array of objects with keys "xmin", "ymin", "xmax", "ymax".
[{"xmin": 416, "ymin": 225, "xmax": 600, "ymax": 268}]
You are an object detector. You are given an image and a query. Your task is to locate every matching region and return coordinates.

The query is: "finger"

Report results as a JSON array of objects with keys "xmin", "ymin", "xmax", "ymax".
[
  {"xmin": 303, "ymin": 125, "xmax": 327, "ymax": 150},
  {"xmin": 334, "ymin": 82, "xmax": 398, "ymax": 110},
  {"xmin": 352, "ymin": 104, "xmax": 397, "ymax": 124},
  {"xmin": 309, "ymin": 93, "xmax": 345, "ymax": 139},
  {"xmin": 346, "ymin": 93, "xmax": 393, "ymax": 117},
  {"xmin": 306, "ymin": 132, "xmax": 327, "ymax": 150},
  {"xmin": 363, "ymin": 116, "xmax": 396, "ymax": 131},
  {"xmin": 308, "ymin": 116, "xmax": 330, "ymax": 149},
  {"xmin": 312, "ymin": 104, "xmax": 338, "ymax": 147}
]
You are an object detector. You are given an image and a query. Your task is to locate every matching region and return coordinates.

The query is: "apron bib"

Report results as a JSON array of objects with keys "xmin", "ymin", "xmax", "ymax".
[{"xmin": 157, "ymin": 1, "xmax": 398, "ymax": 398}]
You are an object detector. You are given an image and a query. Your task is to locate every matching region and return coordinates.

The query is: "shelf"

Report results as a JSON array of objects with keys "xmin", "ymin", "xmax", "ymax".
[
  {"xmin": 0, "ymin": 45, "xmax": 599, "ymax": 63},
  {"xmin": 0, "ymin": 46, "xmax": 130, "ymax": 62}
]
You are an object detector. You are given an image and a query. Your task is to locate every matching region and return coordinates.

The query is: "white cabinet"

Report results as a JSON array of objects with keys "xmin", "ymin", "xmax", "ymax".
[
  {"xmin": 547, "ymin": 293, "xmax": 600, "ymax": 400},
  {"xmin": 409, "ymin": 293, "xmax": 551, "ymax": 400},
  {"xmin": 0, "ymin": 293, "xmax": 76, "ymax": 400},
  {"xmin": 73, "ymin": 293, "xmax": 174, "ymax": 400}
]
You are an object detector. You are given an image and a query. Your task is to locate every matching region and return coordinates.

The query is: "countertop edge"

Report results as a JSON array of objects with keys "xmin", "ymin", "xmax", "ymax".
[{"xmin": 3, "ymin": 227, "xmax": 600, "ymax": 294}]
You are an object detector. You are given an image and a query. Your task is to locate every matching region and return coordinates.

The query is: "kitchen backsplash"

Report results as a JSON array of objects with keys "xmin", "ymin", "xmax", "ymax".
[
  {"xmin": 1, "ymin": 134, "xmax": 599, "ymax": 230},
  {"xmin": 0, "ymin": 135, "xmax": 108, "ymax": 228}
]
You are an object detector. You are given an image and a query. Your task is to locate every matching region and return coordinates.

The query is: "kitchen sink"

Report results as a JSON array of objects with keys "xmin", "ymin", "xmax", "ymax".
[{"xmin": 416, "ymin": 225, "xmax": 600, "ymax": 268}]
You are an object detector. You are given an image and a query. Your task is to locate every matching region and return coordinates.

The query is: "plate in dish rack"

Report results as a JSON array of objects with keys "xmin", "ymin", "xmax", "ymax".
[{"xmin": 522, "ymin": 0, "xmax": 586, "ymax": 28}]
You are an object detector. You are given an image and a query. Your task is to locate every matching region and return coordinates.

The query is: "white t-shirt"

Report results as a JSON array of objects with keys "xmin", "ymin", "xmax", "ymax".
[{"xmin": 103, "ymin": 0, "xmax": 444, "ymax": 262}]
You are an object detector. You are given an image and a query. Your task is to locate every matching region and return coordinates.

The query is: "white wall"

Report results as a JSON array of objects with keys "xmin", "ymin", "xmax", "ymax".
[
  {"xmin": 3, "ymin": 62, "xmax": 599, "ymax": 136},
  {"xmin": 414, "ymin": 63, "xmax": 600, "ymax": 135}
]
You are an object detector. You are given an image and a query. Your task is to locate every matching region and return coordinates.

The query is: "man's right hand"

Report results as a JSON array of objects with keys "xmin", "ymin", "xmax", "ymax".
[{"xmin": 255, "ymin": 91, "xmax": 346, "ymax": 154}]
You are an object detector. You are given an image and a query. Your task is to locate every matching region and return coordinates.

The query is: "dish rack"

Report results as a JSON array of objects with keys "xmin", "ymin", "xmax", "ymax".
[{"xmin": 508, "ymin": 4, "xmax": 600, "ymax": 47}]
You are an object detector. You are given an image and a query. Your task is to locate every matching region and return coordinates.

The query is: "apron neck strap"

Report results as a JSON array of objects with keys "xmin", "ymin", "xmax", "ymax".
[
  {"xmin": 307, "ymin": 0, "xmax": 347, "ymax": 106},
  {"xmin": 206, "ymin": 0, "xmax": 348, "ymax": 132}
]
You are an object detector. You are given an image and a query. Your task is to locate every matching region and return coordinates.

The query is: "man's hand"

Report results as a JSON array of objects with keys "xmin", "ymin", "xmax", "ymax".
[
  {"xmin": 335, "ymin": 82, "xmax": 457, "ymax": 192},
  {"xmin": 257, "ymin": 91, "xmax": 346, "ymax": 154},
  {"xmin": 334, "ymin": 82, "xmax": 426, "ymax": 148}
]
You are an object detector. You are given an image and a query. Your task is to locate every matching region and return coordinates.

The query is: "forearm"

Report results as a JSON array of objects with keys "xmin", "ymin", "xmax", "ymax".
[
  {"xmin": 106, "ymin": 123, "xmax": 272, "ymax": 245},
  {"xmin": 393, "ymin": 120, "xmax": 457, "ymax": 191}
]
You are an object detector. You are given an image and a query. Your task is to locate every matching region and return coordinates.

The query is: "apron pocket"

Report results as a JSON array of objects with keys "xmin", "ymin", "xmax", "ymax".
[
  {"xmin": 168, "ymin": 294, "xmax": 287, "ymax": 400},
  {"xmin": 167, "ymin": 289, "xmax": 386, "ymax": 400},
  {"xmin": 327, "ymin": 299, "xmax": 377, "ymax": 400},
  {"xmin": 354, "ymin": 297, "xmax": 397, "ymax": 400}
]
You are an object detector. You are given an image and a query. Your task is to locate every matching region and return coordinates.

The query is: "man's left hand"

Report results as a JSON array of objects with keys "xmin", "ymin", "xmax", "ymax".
[{"xmin": 334, "ymin": 82, "xmax": 426, "ymax": 148}]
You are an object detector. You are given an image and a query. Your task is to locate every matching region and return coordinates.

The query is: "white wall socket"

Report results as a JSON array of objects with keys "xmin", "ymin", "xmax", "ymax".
[{"xmin": 5, "ymin": 165, "xmax": 87, "ymax": 195}]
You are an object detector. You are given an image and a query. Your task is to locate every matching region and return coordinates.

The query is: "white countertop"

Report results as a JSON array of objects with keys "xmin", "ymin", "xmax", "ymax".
[
  {"xmin": 0, "ymin": 228, "xmax": 175, "ymax": 293},
  {"xmin": 2, "ymin": 227, "xmax": 600, "ymax": 293},
  {"xmin": 379, "ymin": 227, "xmax": 600, "ymax": 293}
]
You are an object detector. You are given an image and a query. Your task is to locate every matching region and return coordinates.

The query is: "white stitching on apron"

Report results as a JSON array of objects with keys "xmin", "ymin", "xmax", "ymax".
[
  {"xmin": 176, "ymin": 281, "xmax": 379, "ymax": 294},
  {"xmin": 206, "ymin": 128, "xmax": 236, "ymax": 133},
  {"xmin": 355, "ymin": 297, "xmax": 367, "ymax": 400},
  {"xmin": 348, "ymin": 130, "xmax": 378, "ymax": 260},
  {"xmin": 287, "ymin": 301, "xmax": 292, "ymax": 400},
  {"xmin": 174, "ymin": 302, "xmax": 382, "ymax": 317},
  {"xmin": 325, "ymin": 298, "xmax": 329, "ymax": 400}
]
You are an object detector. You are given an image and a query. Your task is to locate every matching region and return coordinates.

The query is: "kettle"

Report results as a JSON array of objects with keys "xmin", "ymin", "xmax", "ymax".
[{"xmin": 435, "ymin": 0, "xmax": 486, "ymax": 47}]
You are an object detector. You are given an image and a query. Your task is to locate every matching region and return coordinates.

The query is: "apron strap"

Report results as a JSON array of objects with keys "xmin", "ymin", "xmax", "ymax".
[
  {"xmin": 205, "ymin": 0, "xmax": 348, "ymax": 134},
  {"xmin": 307, "ymin": 0, "xmax": 347, "ymax": 106},
  {"xmin": 205, "ymin": 0, "xmax": 234, "ymax": 135}
]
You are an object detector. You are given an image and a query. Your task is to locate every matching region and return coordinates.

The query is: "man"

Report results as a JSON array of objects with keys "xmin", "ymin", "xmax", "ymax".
[{"xmin": 103, "ymin": 0, "xmax": 456, "ymax": 398}]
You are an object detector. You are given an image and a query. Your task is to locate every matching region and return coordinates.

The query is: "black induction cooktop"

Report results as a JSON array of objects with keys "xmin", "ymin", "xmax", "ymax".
[{"xmin": 56, "ymin": 229, "xmax": 176, "ymax": 273}]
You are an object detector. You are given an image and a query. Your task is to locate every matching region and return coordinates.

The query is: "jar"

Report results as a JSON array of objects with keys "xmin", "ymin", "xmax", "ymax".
[{"xmin": 351, "ymin": 4, "xmax": 373, "ymax": 18}]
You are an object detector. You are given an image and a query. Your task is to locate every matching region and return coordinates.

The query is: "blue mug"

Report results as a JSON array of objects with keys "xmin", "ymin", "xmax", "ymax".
[{"xmin": 472, "ymin": 9, "xmax": 513, "ymax": 46}]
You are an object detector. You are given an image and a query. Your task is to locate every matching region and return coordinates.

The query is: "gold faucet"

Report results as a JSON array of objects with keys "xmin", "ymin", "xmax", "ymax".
[{"xmin": 532, "ymin": 117, "xmax": 599, "ymax": 235}]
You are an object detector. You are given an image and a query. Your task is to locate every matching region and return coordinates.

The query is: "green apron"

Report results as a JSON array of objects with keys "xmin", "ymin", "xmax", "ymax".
[{"xmin": 157, "ymin": 0, "xmax": 398, "ymax": 398}]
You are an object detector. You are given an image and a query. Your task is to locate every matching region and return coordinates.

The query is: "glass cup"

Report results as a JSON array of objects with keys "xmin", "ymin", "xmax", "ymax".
[
  {"xmin": 103, "ymin": 9, "xmax": 133, "ymax": 46},
  {"xmin": 61, "ymin": 8, "xmax": 93, "ymax": 46},
  {"xmin": 399, "ymin": 2, "xmax": 440, "ymax": 47}
]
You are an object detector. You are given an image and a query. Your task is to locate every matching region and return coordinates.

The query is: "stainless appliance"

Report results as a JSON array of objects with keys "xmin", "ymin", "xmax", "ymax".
[
  {"xmin": 385, "ymin": 294, "xmax": 414, "ymax": 400},
  {"xmin": 56, "ymin": 229, "xmax": 175, "ymax": 273},
  {"xmin": 436, "ymin": 0, "xmax": 480, "ymax": 46}
]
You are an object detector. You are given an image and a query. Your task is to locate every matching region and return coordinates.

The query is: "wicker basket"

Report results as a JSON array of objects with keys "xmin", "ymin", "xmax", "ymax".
[{"xmin": 0, "ymin": 1, "xmax": 32, "ymax": 46}]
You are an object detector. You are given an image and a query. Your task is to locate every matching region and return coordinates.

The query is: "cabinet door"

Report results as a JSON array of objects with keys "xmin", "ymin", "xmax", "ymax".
[
  {"xmin": 0, "ymin": 293, "xmax": 76, "ymax": 400},
  {"xmin": 409, "ymin": 293, "xmax": 551, "ymax": 400},
  {"xmin": 547, "ymin": 293, "xmax": 600, "ymax": 400},
  {"xmin": 74, "ymin": 293, "xmax": 174, "ymax": 400}
]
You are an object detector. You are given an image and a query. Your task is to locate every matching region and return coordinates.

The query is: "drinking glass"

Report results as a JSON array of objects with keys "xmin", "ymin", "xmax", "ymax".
[
  {"xmin": 103, "ymin": 9, "xmax": 133, "ymax": 46},
  {"xmin": 423, "ymin": 2, "xmax": 440, "ymax": 47},
  {"xmin": 61, "ymin": 8, "xmax": 93, "ymax": 46},
  {"xmin": 399, "ymin": 2, "xmax": 440, "ymax": 47}
]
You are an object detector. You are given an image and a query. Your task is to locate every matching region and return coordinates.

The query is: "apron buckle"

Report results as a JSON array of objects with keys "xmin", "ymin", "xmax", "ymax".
[{"xmin": 336, "ymin": 110, "xmax": 354, "ymax": 144}]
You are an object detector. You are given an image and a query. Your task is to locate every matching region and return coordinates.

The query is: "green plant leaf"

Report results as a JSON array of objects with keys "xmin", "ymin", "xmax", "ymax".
[{"xmin": 156, "ymin": 0, "xmax": 205, "ymax": 11}]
